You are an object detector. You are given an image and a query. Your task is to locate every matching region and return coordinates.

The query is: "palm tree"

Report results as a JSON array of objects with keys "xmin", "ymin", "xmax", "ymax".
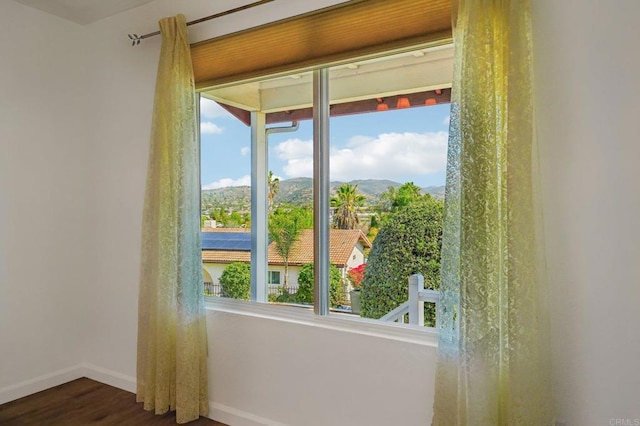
[
  {"xmin": 268, "ymin": 171, "xmax": 280, "ymax": 212},
  {"xmin": 330, "ymin": 183, "xmax": 366, "ymax": 229}
]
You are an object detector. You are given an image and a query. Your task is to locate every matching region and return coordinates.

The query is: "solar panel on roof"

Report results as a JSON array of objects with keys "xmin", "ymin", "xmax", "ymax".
[{"xmin": 201, "ymin": 232, "xmax": 252, "ymax": 251}]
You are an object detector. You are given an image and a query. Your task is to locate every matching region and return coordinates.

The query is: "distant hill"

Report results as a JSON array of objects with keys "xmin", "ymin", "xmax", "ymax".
[
  {"xmin": 330, "ymin": 179, "xmax": 402, "ymax": 199},
  {"xmin": 202, "ymin": 178, "xmax": 445, "ymax": 213},
  {"xmin": 422, "ymin": 185, "xmax": 446, "ymax": 199},
  {"xmin": 277, "ymin": 177, "xmax": 313, "ymax": 206},
  {"xmin": 202, "ymin": 186, "xmax": 250, "ymax": 213}
]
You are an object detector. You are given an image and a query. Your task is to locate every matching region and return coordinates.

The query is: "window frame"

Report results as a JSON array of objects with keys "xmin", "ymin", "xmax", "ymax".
[
  {"xmin": 200, "ymin": 42, "xmax": 452, "ymax": 334},
  {"xmin": 206, "ymin": 295, "xmax": 439, "ymax": 347}
]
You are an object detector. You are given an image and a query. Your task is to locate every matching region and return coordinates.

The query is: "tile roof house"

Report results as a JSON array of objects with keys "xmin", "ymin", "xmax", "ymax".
[{"xmin": 201, "ymin": 228, "xmax": 371, "ymax": 292}]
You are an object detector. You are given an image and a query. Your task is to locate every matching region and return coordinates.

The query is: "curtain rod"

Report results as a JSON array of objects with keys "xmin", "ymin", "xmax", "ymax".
[{"xmin": 128, "ymin": 0, "xmax": 275, "ymax": 46}]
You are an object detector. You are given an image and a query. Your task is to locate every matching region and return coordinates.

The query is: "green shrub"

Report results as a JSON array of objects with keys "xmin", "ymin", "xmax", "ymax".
[
  {"xmin": 296, "ymin": 263, "xmax": 344, "ymax": 307},
  {"xmin": 219, "ymin": 262, "xmax": 251, "ymax": 300},
  {"xmin": 269, "ymin": 288, "xmax": 297, "ymax": 304},
  {"xmin": 361, "ymin": 196, "xmax": 444, "ymax": 326},
  {"xmin": 295, "ymin": 264, "xmax": 314, "ymax": 304}
]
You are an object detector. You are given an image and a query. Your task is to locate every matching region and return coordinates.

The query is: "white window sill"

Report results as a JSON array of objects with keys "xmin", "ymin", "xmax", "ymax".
[{"xmin": 205, "ymin": 296, "xmax": 438, "ymax": 347}]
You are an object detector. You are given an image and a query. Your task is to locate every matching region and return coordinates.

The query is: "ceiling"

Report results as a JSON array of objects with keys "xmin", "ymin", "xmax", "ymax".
[{"xmin": 12, "ymin": 0, "xmax": 156, "ymax": 25}]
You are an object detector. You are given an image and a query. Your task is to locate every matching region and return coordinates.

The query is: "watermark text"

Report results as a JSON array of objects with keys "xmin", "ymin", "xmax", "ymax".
[{"xmin": 609, "ymin": 419, "xmax": 640, "ymax": 426}]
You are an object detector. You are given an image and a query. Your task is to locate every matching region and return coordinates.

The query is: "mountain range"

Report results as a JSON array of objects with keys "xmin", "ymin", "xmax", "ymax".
[{"xmin": 202, "ymin": 178, "xmax": 444, "ymax": 212}]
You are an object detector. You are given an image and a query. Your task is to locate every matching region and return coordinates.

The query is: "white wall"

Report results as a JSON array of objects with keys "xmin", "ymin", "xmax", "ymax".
[
  {"xmin": 0, "ymin": 0, "xmax": 91, "ymax": 401},
  {"xmin": 533, "ymin": 1, "xmax": 640, "ymax": 425},
  {"xmin": 2, "ymin": 0, "xmax": 639, "ymax": 424},
  {"xmin": 347, "ymin": 244, "xmax": 366, "ymax": 270},
  {"xmin": 203, "ymin": 263, "xmax": 301, "ymax": 290},
  {"xmin": 207, "ymin": 309, "xmax": 437, "ymax": 426}
]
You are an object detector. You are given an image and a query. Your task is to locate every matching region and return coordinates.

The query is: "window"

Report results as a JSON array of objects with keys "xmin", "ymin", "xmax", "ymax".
[
  {"xmin": 200, "ymin": 43, "xmax": 452, "ymax": 328},
  {"xmin": 195, "ymin": 0, "xmax": 453, "ymax": 328},
  {"xmin": 267, "ymin": 271, "xmax": 281, "ymax": 285}
]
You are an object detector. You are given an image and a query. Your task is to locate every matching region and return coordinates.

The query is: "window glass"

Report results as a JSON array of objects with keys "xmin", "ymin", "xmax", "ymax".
[
  {"xmin": 327, "ymin": 48, "xmax": 450, "ymax": 326},
  {"xmin": 200, "ymin": 97, "xmax": 252, "ymax": 300},
  {"xmin": 201, "ymin": 45, "xmax": 452, "ymax": 327},
  {"xmin": 268, "ymin": 271, "xmax": 281, "ymax": 285}
]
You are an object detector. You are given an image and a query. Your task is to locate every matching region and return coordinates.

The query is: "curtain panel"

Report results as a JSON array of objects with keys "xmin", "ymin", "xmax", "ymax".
[
  {"xmin": 432, "ymin": 0, "xmax": 553, "ymax": 424},
  {"xmin": 136, "ymin": 14, "xmax": 208, "ymax": 424}
]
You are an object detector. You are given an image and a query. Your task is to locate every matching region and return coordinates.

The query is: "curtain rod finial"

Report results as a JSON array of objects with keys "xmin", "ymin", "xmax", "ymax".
[{"xmin": 128, "ymin": 34, "xmax": 142, "ymax": 47}]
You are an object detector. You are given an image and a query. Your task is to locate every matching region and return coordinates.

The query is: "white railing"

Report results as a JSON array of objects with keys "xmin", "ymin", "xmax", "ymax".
[{"xmin": 379, "ymin": 274, "xmax": 441, "ymax": 325}]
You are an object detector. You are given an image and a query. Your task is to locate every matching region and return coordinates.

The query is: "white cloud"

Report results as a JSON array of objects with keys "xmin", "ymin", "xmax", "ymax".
[
  {"xmin": 200, "ymin": 97, "xmax": 234, "ymax": 119},
  {"xmin": 443, "ymin": 115, "xmax": 451, "ymax": 126},
  {"xmin": 240, "ymin": 146, "xmax": 250, "ymax": 156},
  {"xmin": 201, "ymin": 121, "xmax": 224, "ymax": 135},
  {"xmin": 273, "ymin": 132, "xmax": 448, "ymax": 181},
  {"xmin": 202, "ymin": 175, "xmax": 251, "ymax": 190},
  {"xmin": 275, "ymin": 138, "xmax": 313, "ymax": 160},
  {"xmin": 274, "ymin": 138, "xmax": 314, "ymax": 177}
]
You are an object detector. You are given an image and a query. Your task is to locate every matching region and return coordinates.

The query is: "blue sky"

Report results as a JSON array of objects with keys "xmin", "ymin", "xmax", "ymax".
[{"xmin": 200, "ymin": 97, "xmax": 450, "ymax": 190}]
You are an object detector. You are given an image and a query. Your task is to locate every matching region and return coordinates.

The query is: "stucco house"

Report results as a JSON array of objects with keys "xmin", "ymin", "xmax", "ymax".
[{"xmin": 201, "ymin": 228, "xmax": 371, "ymax": 296}]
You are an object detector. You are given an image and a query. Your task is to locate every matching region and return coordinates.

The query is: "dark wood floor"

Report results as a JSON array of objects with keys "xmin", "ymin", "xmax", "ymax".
[{"xmin": 0, "ymin": 378, "xmax": 227, "ymax": 425}]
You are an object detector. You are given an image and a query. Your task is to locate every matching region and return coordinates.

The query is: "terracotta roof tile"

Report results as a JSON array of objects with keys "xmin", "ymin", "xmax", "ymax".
[
  {"xmin": 201, "ymin": 250, "xmax": 251, "ymax": 264},
  {"xmin": 201, "ymin": 228, "xmax": 371, "ymax": 267}
]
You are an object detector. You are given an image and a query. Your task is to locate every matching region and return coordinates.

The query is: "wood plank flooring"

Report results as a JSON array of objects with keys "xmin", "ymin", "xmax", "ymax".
[{"xmin": 0, "ymin": 378, "xmax": 227, "ymax": 425}]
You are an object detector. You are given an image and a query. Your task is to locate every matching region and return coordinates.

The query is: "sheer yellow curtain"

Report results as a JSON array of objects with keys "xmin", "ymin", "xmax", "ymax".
[
  {"xmin": 432, "ymin": 0, "xmax": 553, "ymax": 424},
  {"xmin": 136, "ymin": 14, "xmax": 208, "ymax": 424}
]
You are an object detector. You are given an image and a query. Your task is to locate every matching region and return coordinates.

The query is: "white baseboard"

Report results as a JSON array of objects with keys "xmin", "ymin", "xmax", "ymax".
[
  {"xmin": 1, "ymin": 364, "xmax": 283, "ymax": 426},
  {"xmin": 0, "ymin": 365, "xmax": 84, "ymax": 405},
  {"xmin": 81, "ymin": 363, "xmax": 136, "ymax": 394},
  {"xmin": 210, "ymin": 402, "xmax": 288, "ymax": 426},
  {"xmin": 80, "ymin": 365, "xmax": 288, "ymax": 426},
  {"xmin": 0, "ymin": 363, "xmax": 135, "ymax": 406}
]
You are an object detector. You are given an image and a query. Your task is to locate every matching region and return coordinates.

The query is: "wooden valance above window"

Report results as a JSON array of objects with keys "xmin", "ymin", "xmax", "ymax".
[{"xmin": 191, "ymin": 0, "xmax": 452, "ymax": 90}]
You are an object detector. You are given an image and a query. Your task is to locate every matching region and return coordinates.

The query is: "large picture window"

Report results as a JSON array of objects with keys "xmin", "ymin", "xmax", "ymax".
[{"xmin": 200, "ymin": 43, "xmax": 452, "ymax": 327}]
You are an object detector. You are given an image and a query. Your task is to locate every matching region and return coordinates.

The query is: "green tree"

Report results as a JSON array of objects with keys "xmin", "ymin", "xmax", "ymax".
[
  {"xmin": 274, "ymin": 204, "xmax": 313, "ymax": 229},
  {"xmin": 377, "ymin": 185, "xmax": 397, "ymax": 213},
  {"xmin": 331, "ymin": 183, "xmax": 366, "ymax": 229},
  {"xmin": 269, "ymin": 206, "xmax": 311, "ymax": 290},
  {"xmin": 376, "ymin": 182, "xmax": 427, "ymax": 226},
  {"xmin": 361, "ymin": 196, "xmax": 444, "ymax": 326},
  {"xmin": 296, "ymin": 263, "xmax": 344, "ymax": 307},
  {"xmin": 219, "ymin": 262, "xmax": 251, "ymax": 300},
  {"xmin": 379, "ymin": 182, "xmax": 423, "ymax": 212},
  {"xmin": 210, "ymin": 207, "xmax": 250, "ymax": 228},
  {"xmin": 268, "ymin": 171, "xmax": 280, "ymax": 212},
  {"xmin": 210, "ymin": 207, "xmax": 227, "ymax": 224},
  {"xmin": 226, "ymin": 211, "xmax": 244, "ymax": 228},
  {"xmin": 393, "ymin": 182, "xmax": 422, "ymax": 209}
]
